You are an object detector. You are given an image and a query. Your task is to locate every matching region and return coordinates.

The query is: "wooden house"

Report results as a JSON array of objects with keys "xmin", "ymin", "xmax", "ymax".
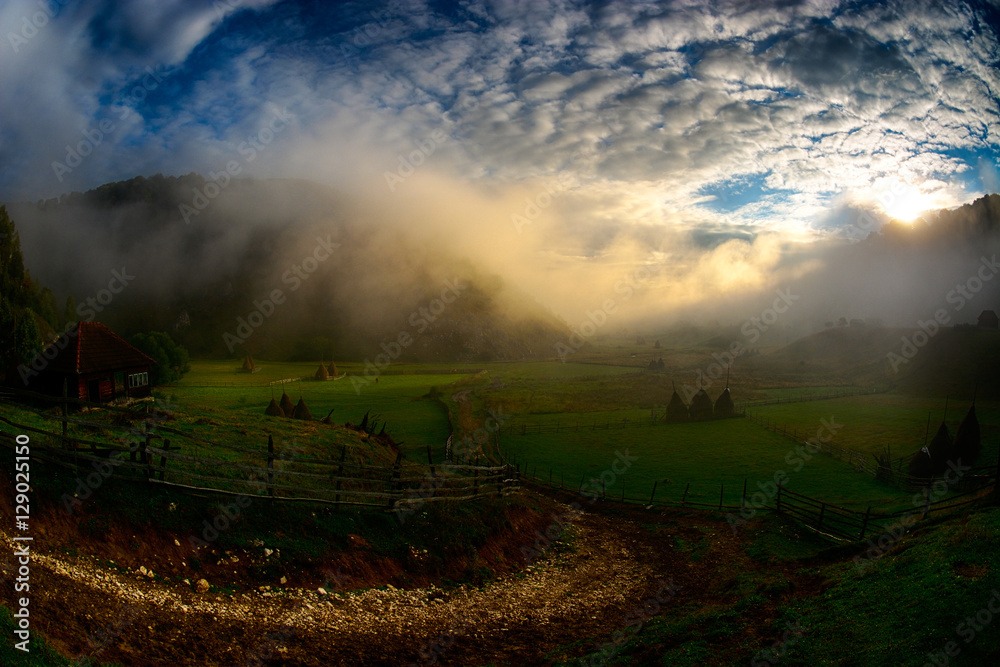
[{"xmin": 29, "ymin": 322, "xmax": 155, "ymax": 403}]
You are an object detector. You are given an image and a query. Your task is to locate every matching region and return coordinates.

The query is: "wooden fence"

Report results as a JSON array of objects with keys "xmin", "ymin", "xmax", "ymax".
[
  {"xmin": 515, "ymin": 462, "xmax": 997, "ymax": 542},
  {"xmin": 0, "ymin": 389, "xmax": 519, "ymax": 511}
]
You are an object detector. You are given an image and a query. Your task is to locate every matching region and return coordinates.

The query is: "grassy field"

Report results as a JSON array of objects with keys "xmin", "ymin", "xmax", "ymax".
[
  {"xmin": 747, "ymin": 394, "xmax": 1000, "ymax": 463},
  {"xmin": 7, "ymin": 357, "xmax": 990, "ymax": 515},
  {"xmin": 500, "ymin": 416, "xmax": 910, "ymax": 512},
  {"xmin": 159, "ymin": 362, "xmax": 994, "ymax": 513}
]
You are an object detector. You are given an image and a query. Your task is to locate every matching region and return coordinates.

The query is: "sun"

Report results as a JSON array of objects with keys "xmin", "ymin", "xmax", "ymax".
[{"xmin": 877, "ymin": 182, "xmax": 939, "ymax": 223}]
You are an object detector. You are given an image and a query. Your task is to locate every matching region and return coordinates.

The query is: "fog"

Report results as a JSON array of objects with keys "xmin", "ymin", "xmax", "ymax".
[{"xmin": 8, "ymin": 170, "xmax": 999, "ymax": 360}]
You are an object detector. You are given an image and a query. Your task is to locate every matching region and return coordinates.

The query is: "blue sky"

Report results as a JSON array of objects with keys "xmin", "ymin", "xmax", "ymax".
[{"xmin": 1, "ymin": 0, "xmax": 999, "ymax": 315}]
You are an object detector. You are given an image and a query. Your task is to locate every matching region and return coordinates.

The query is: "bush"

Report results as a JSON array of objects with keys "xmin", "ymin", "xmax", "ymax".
[{"xmin": 131, "ymin": 331, "xmax": 190, "ymax": 384}]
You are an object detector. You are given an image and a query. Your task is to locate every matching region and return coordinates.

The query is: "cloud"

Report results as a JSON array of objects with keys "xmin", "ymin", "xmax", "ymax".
[{"xmin": 0, "ymin": 0, "xmax": 998, "ymax": 330}]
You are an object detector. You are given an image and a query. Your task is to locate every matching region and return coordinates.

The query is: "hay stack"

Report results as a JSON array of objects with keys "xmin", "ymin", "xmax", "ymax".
[
  {"xmin": 321, "ymin": 408, "xmax": 335, "ymax": 425},
  {"xmin": 315, "ymin": 362, "xmax": 330, "ymax": 380},
  {"xmin": 327, "ymin": 360, "xmax": 338, "ymax": 378},
  {"xmin": 279, "ymin": 391, "xmax": 295, "ymax": 416},
  {"xmin": 292, "ymin": 397, "xmax": 313, "ymax": 420},
  {"xmin": 714, "ymin": 387, "xmax": 734, "ymax": 418},
  {"xmin": 908, "ymin": 446, "xmax": 934, "ymax": 485},
  {"xmin": 689, "ymin": 388, "xmax": 713, "ymax": 421},
  {"xmin": 264, "ymin": 398, "xmax": 284, "ymax": 417},
  {"xmin": 665, "ymin": 384, "xmax": 689, "ymax": 423},
  {"xmin": 953, "ymin": 402, "xmax": 981, "ymax": 466},
  {"xmin": 926, "ymin": 422, "xmax": 952, "ymax": 476},
  {"xmin": 714, "ymin": 367, "xmax": 734, "ymax": 418},
  {"xmin": 242, "ymin": 352, "xmax": 255, "ymax": 372}
]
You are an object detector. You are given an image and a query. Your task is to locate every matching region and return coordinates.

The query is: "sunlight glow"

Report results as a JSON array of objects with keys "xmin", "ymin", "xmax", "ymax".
[{"xmin": 877, "ymin": 181, "xmax": 940, "ymax": 223}]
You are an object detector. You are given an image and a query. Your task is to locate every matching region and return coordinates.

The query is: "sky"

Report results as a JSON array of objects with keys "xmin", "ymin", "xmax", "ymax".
[{"xmin": 1, "ymin": 0, "xmax": 1000, "ymax": 326}]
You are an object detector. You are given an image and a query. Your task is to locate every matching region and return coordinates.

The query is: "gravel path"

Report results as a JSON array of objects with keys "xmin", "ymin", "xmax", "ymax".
[{"xmin": 1, "ymin": 500, "xmax": 678, "ymax": 666}]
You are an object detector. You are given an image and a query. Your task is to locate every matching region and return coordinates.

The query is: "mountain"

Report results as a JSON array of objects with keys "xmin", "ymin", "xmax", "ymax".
[{"xmin": 7, "ymin": 175, "xmax": 569, "ymax": 361}]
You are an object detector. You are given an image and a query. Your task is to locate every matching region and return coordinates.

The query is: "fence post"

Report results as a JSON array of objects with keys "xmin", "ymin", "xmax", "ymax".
[
  {"xmin": 334, "ymin": 445, "xmax": 346, "ymax": 511},
  {"xmin": 473, "ymin": 456, "xmax": 480, "ymax": 496},
  {"xmin": 158, "ymin": 439, "xmax": 170, "ymax": 482},
  {"xmin": 621, "ymin": 479, "xmax": 625, "ymax": 502},
  {"xmin": 741, "ymin": 479, "xmax": 747, "ymax": 510},
  {"xmin": 776, "ymin": 481, "xmax": 782, "ymax": 513},
  {"xmin": 427, "ymin": 445, "xmax": 435, "ymax": 480},
  {"xmin": 817, "ymin": 502, "xmax": 826, "ymax": 530},
  {"xmin": 859, "ymin": 506, "xmax": 871, "ymax": 540},
  {"xmin": 579, "ymin": 472, "xmax": 586, "ymax": 493},
  {"xmin": 682, "ymin": 482, "xmax": 690, "ymax": 506},
  {"xmin": 719, "ymin": 483, "xmax": 724, "ymax": 510},
  {"xmin": 649, "ymin": 480, "xmax": 658, "ymax": 505},
  {"xmin": 143, "ymin": 427, "xmax": 153, "ymax": 483},
  {"xmin": 388, "ymin": 452, "xmax": 403, "ymax": 507},
  {"xmin": 138, "ymin": 438, "xmax": 148, "ymax": 483},
  {"xmin": 267, "ymin": 435, "xmax": 275, "ymax": 501}
]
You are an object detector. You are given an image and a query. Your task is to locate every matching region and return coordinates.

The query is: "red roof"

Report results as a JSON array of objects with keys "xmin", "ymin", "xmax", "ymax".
[{"xmin": 40, "ymin": 322, "xmax": 156, "ymax": 375}]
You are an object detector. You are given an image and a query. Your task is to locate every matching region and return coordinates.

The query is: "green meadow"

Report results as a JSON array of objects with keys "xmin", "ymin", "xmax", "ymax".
[
  {"xmin": 746, "ymin": 393, "xmax": 1000, "ymax": 463},
  {"xmin": 499, "ymin": 416, "xmax": 909, "ymax": 513}
]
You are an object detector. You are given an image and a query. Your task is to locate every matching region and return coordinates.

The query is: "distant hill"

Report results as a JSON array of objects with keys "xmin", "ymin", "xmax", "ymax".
[
  {"xmin": 755, "ymin": 323, "xmax": 1000, "ymax": 399},
  {"xmin": 7, "ymin": 175, "xmax": 570, "ymax": 361},
  {"xmin": 756, "ymin": 325, "xmax": 903, "ymax": 385},
  {"xmin": 891, "ymin": 326, "xmax": 1000, "ymax": 399},
  {"xmin": 870, "ymin": 193, "xmax": 1000, "ymax": 246}
]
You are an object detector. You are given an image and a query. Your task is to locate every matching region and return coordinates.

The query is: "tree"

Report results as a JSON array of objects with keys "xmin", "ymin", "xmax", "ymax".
[
  {"xmin": 0, "ymin": 207, "xmax": 51, "ymax": 378},
  {"xmin": 0, "ymin": 205, "xmax": 26, "ymax": 303},
  {"xmin": 13, "ymin": 310, "xmax": 41, "ymax": 365},
  {"xmin": 36, "ymin": 286, "xmax": 58, "ymax": 328},
  {"xmin": 62, "ymin": 294, "xmax": 77, "ymax": 328},
  {"xmin": 0, "ymin": 296, "xmax": 14, "ymax": 364},
  {"xmin": 131, "ymin": 331, "xmax": 190, "ymax": 384}
]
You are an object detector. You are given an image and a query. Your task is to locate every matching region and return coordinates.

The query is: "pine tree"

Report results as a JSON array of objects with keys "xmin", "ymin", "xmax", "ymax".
[{"xmin": 13, "ymin": 310, "xmax": 41, "ymax": 365}]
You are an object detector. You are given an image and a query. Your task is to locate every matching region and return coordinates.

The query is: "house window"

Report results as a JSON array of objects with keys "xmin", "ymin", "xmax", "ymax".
[{"xmin": 127, "ymin": 372, "xmax": 148, "ymax": 388}]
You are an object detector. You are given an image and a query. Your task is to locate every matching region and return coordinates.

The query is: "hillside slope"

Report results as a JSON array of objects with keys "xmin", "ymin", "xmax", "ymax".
[{"xmin": 8, "ymin": 175, "xmax": 569, "ymax": 361}]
